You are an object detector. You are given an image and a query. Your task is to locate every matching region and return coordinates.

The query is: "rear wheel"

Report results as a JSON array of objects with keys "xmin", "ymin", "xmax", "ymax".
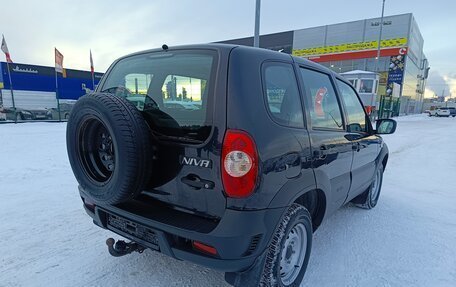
[
  {"xmin": 66, "ymin": 93, "xmax": 153, "ymax": 204},
  {"xmin": 354, "ymin": 165, "xmax": 384, "ymax": 209},
  {"xmin": 234, "ymin": 204, "xmax": 313, "ymax": 287}
]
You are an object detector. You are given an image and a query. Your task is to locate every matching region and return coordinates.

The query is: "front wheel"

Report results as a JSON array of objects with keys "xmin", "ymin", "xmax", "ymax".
[{"xmin": 235, "ymin": 204, "xmax": 313, "ymax": 287}]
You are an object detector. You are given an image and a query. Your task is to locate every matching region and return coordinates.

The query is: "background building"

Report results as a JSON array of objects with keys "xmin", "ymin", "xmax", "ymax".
[
  {"xmin": 221, "ymin": 13, "xmax": 429, "ymax": 115},
  {"xmin": 0, "ymin": 62, "xmax": 103, "ymax": 110}
]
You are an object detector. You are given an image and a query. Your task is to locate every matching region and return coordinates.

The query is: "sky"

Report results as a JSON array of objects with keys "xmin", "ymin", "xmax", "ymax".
[{"xmin": 0, "ymin": 0, "xmax": 455, "ymax": 98}]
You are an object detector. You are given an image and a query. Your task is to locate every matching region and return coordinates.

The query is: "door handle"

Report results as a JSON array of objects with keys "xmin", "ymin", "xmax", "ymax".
[
  {"xmin": 181, "ymin": 174, "xmax": 214, "ymax": 190},
  {"xmin": 352, "ymin": 142, "xmax": 366, "ymax": 152},
  {"xmin": 314, "ymin": 145, "xmax": 328, "ymax": 160},
  {"xmin": 352, "ymin": 142, "xmax": 360, "ymax": 151}
]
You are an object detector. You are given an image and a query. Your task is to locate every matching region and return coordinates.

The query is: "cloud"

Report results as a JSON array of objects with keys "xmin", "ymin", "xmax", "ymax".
[
  {"xmin": 425, "ymin": 70, "xmax": 451, "ymax": 98},
  {"xmin": 445, "ymin": 76, "xmax": 456, "ymax": 98},
  {"xmin": 1, "ymin": 0, "xmax": 455, "ymax": 81},
  {"xmin": 424, "ymin": 88, "xmax": 436, "ymax": 98},
  {"xmin": 0, "ymin": 1, "xmax": 255, "ymax": 71}
]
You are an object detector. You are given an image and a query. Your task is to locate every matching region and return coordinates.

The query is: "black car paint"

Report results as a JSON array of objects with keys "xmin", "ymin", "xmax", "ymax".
[{"xmin": 81, "ymin": 44, "xmax": 389, "ymax": 274}]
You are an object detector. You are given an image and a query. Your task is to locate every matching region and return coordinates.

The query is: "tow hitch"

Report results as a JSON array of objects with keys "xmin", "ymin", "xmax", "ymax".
[{"xmin": 106, "ymin": 238, "xmax": 145, "ymax": 257}]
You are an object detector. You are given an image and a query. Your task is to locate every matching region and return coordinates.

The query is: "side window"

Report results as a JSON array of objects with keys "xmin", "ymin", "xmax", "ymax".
[
  {"xmin": 337, "ymin": 79, "xmax": 369, "ymax": 133},
  {"xmin": 263, "ymin": 63, "xmax": 304, "ymax": 128},
  {"xmin": 299, "ymin": 68, "xmax": 344, "ymax": 130}
]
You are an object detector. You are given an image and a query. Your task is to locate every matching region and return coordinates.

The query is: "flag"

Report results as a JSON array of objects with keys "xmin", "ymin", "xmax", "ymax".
[
  {"xmin": 90, "ymin": 49, "xmax": 94, "ymax": 75},
  {"xmin": 55, "ymin": 48, "xmax": 64, "ymax": 73},
  {"xmin": 1, "ymin": 35, "xmax": 13, "ymax": 63}
]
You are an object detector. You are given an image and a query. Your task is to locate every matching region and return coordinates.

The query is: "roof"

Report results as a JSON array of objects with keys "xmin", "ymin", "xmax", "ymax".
[{"xmin": 341, "ymin": 70, "xmax": 378, "ymax": 75}]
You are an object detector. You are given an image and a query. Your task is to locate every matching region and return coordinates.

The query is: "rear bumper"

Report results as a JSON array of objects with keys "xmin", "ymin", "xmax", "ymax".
[{"xmin": 80, "ymin": 188, "xmax": 284, "ymax": 272}]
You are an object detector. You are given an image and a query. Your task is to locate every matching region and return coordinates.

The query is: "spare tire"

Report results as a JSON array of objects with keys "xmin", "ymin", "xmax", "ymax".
[{"xmin": 66, "ymin": 93, "xmax": 152, "ymax": 204}]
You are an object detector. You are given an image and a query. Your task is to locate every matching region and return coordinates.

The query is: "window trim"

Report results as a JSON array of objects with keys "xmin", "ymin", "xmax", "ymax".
[
  {"xmin": 261, "ymin": 60, "xmax": 306, "ymax": 129},
  {"xmin": 335, "ymin": 77, "xmax": 373, "ymax": 135},
  {"xmin": 297, "ymin": 65, "xmax": 346, "ymax": 132}
]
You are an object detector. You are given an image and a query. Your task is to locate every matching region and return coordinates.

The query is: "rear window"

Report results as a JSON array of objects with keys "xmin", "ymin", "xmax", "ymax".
[{"xmin": 101, "ymin": 50, "xmax": 217, "ymax": 143}]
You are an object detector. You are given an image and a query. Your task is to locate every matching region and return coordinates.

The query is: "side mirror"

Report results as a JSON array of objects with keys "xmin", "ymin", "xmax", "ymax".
[
  {"xmin": 376, "ymin": 119, "xmax": 397, "ymax": 134},
  {"xmin": 347, "ymin": 123, "xmax": 363, "ymax": 133}
]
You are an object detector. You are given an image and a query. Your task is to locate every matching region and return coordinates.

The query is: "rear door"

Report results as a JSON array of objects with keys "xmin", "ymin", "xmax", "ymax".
[
  {"xmin": 298, "ymin": 67, "xmax": 353, "ymax": 212},
  {"xmin": 335, "ymin": 79, "xmax": 381, "ymax": 200},
  {"xmin": 100, "ymin": 49, "xmax": 228, "ymax": 218}
]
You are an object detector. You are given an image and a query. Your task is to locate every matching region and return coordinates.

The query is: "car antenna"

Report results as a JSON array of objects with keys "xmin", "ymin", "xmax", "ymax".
[{"xmin": 162, "ymin": 44, "xmax": 169, "ymax": 51}]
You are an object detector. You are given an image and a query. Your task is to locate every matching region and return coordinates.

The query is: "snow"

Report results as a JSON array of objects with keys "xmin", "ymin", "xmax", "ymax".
[{"xmin": 0, "ymin": 114, "xmax": 455, "ymax": 286}]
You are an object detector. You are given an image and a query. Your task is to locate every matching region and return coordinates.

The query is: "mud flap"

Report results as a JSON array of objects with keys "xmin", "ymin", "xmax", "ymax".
[{"xmin": 224, "ymin": 250, "xmax": 267, "ymax": 287}]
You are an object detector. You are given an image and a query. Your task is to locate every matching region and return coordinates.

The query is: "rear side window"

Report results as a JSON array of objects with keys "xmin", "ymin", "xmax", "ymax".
[
  {"xmin": 337, "ymin": 79, "xmax": 369, "ymax": 133},
  {"xmin": 263, "ymin": 63, "xmax": 304, "ymax": 128},
  {"xmin": 299, "ymin": 68, "xmax": 344, "ymax": 130},
  {"xmin": 101, "ymin": 50, "xmax": 217, "ymax": 143}
]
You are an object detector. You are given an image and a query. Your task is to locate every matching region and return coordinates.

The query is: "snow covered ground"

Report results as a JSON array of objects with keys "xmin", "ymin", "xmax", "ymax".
[{"xmin": 0, "ymin": 114, "xmax": 455, "ymax": 287}]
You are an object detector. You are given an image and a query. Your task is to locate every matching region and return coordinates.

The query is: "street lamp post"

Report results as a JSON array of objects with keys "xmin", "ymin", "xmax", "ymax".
[
  {"xmin": 373, "ymin": 0, "xmax": 386, "ymax": 119},
  {"xmin": 254, "ymin": 0, "xmax": 261, "ymax": 48},
  {"xmin": 375, "ymin": 0, "xmax": 386, "ymax": 72}
]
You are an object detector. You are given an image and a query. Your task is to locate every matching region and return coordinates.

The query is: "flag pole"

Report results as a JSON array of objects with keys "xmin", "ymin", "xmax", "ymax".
[
  {"xmin": 5, "ymin": 60, "xmax": 17, "ymax": 123},
  {"xmin": 54, "ymin": 48, "xmax": 62, "ymax": 122},
  {"xmin": 2, "ymin": 34, "xmax": 16, "ymax": 123},
  {"xmin": 55, "ymin": 68, "xmax": 61, "ymax": 122},
  {"xmin": 90, "ymin": 49, "xmax": 95, "ymax": 90},
  {"xmin": 91, "ymin": 69, "xmax": 95, "ymax": 91}
]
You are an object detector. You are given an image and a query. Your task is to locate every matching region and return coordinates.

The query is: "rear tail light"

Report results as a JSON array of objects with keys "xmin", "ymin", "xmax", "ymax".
[{"xmin": 222, "ymin": 130, "xmax": 258, "ymax": 198}]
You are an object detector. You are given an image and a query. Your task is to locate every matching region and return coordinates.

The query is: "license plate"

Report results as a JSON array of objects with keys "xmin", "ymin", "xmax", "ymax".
[{"xmin": 107, "ymin": 214, "xmax": 160, "ymax": 250}]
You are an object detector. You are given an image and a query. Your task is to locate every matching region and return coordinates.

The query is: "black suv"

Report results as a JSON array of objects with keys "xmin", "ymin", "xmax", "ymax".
[{"xmin": 67, "ymin": 44, "xmax": 396, "ymax": 287}]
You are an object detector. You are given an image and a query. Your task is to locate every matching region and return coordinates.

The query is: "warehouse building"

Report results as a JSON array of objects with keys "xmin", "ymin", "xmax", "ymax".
[
  {"xmin": 0, "ymin": 62, "xmax": 103, "ymax": 110},
  {"xmin": 221, "ymin": 13, "xmax": 429, "ymax": 115}
]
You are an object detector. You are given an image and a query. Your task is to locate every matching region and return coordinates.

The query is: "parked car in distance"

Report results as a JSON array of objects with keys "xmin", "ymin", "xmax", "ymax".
[
  {"xmin": 163, "ymin": 100, "xmax": 200, "ymax": 110},
  {"xmin": 66, "ymin": 44, "xmax": 397, "ymax": 287},
  {"xmin": 428, "ymin": 108, "xmax": 436, "ymax": 116},
  {"xmin": 2, "ymin": 107, "xmax": 52, "ymax": 121},
  {"xmin": 438, "ymin": 107, "xmax": 452, "ymax": 117},
  {"xmin": 448, "ymin": 107, "xmax": 456, "ymax": 117},
  {"xmin": 0, "ymin": 106, "xmax": 7, "ymax": 121},
  {"xmin": 49, "ymin": 102, "xmax": 76, "ymax": 120},
  {"xmin": 429, "ymin": 107, "xmax": 452, "ymax": 117}
]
